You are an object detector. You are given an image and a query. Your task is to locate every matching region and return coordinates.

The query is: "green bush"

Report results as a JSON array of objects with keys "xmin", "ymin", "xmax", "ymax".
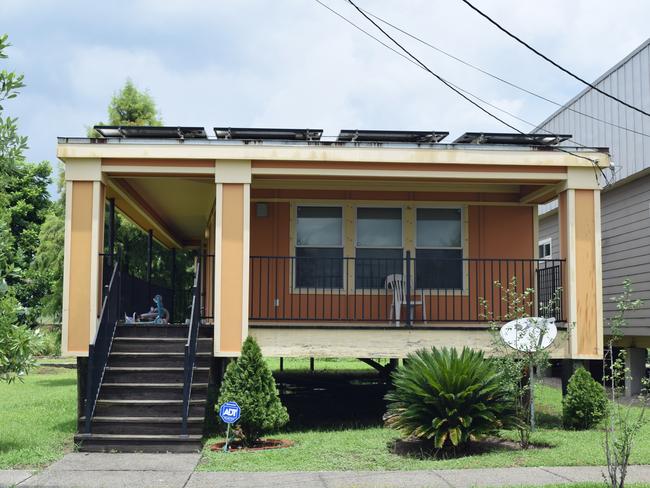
[
  {"xmin": 562, "ymin": 367, "xmax": 607, "ymax": 430},
  {"xmin": 385, "ymin": 347, "xmax": 521, "ymax": 450},
  {"xmin": 217, "ymin": 336, "xmax": 289, "ymax": 446},
  {"xmin": 33, "ymin": 326, "xmax": 61, "ymax": 357}
]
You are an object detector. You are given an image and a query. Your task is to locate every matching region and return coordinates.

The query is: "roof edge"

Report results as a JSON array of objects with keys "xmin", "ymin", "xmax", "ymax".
[{"xmin": 535, "ymin": 37, "xmax": 650, "ymax": 131}]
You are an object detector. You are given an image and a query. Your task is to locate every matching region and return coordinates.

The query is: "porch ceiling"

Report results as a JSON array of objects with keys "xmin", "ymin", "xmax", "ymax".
[{"xmin": 112, "ymin": 176, "xmax": 215, "ymax": 247}]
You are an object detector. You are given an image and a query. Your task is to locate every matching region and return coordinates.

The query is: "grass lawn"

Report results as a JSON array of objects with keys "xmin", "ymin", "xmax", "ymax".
[
  {"xmin": 0, "ymin": 366, "xmax": 77, "ymax": 469},
  {"xmin": 507, "ymin": 485, "xmax": 650, "ymax": 488},
  {"xmin": 266, "ymin": 357, "xmax": 379, "ymax": 371},
  {"xmin": 199, "ymin": 381, "xmax": 650, "ymax": 472}
]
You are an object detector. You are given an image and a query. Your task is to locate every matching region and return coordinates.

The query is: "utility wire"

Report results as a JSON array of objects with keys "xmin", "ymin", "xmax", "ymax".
[
  {"xmin": 337, "ymin": 0, "xmax": 523, "ymax": 133},
  {"xmin": 459, "ymin": 0, "xmax": 650, "ymax": 118},
  {"xmin": 360, "ymin": 6, "xmax": 650, "ymax": 139},
  {"xmin": 314, "ymin": 0, "xmax": 609, "ymax": 184}
]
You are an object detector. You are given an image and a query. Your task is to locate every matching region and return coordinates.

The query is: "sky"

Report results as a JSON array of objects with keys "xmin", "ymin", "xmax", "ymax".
[{"xmin": 2, "ymin": 0, "xmax": 649, "ymax": 197}]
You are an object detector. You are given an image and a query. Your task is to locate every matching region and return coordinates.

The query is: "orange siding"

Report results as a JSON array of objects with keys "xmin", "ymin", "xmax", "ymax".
[
  {"xmin": 251, "ymin": 188, "xmax": 520, "ymax": 203},
  {"xmin": 249, "ymin": 201, "xmax": 535, "ymax": 322}
]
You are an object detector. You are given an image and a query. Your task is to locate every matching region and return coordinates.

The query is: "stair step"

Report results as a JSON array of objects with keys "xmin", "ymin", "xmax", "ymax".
[
  {"xmin": 94, "ymin": 399, "xmax": 205, "ymax": 417},
  {"xmin": 112, "ymin": 337, "xmax": 212, "ymax": 353},
  {"xmin": 79, "ymin": 416, "xmax": 204, "ymax": 435},
  {"xmin": 103, "ymin": 367, "xmax": 210, "ymax": 384},
  {"xmin": 115, "ymin": 325, "xmax": 212, "ymax": 339},
  {"xmin": 107, "ymin": 352, "xmax": 211, "ymax": 368},
  {"xmin": 74, "ymin": 433, "xmax": 202, "ymax": 453},
  {"xmin": 100, "ymin": 383, "xmax": 208, "ymax": 400}
]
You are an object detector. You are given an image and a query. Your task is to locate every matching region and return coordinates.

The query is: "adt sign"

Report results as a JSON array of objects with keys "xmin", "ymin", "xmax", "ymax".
[{"xmin": 219, "ymin": 401, "xmax": 241, "ymax": 424}]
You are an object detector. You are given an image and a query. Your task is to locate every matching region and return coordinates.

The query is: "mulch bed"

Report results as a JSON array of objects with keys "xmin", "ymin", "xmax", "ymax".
[
  {"xmin": 210, "ymin": 438, "xmax": 294, "ymax": 452},
  {"xmin": 390, "ymin": 436, "xmax": 550, "ymax": 459}
]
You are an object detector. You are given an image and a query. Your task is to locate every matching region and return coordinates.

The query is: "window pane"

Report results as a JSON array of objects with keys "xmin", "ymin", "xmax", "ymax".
[
  {"xmin": 416, "ymin": 208, "xmax": 461, "ymax": 248},
  {"xmin": 295, "ymin": 247, "xmax": 343, "ymax": 288},
  {"xmin": 357, "ymin": 208, "xmax": 402, "ymax": 247},
  {"xmin": 297, "ymin": 207, "xmax": 342, "ymax": 246},
  {"xmin": 355, "ymin": 248, "xmax": 403, "ymax": 289},
  {"xmin": 415, "ymin": 249, "xmax": 463, "ymax": 289}
]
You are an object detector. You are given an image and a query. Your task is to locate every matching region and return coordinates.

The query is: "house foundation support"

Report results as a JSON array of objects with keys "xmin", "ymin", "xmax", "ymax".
[{"xmin": 625, "ymin": 347, "xmax": 648, "ymax": 397}]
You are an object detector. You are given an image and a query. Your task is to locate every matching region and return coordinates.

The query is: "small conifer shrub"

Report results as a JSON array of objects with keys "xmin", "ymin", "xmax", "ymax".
[
  {"xmin": 217, "ymin": 336, "xmax": 289, "ymax": 446},
  {"xmin": 562, "ymin": 367, "xmax": 607, "ymax": 430}
]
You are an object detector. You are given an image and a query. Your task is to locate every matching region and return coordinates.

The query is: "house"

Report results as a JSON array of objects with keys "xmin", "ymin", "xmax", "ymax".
[
  {"xmin": 537, "ymin": 39, "xmax": 650, "ymax": 396},
  {"xmin": 58, "ymin": 127, "xmax": 607, "ymax": 451}
]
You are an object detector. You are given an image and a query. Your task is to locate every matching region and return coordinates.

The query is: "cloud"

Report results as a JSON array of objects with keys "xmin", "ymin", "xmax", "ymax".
[{"xmin": 1, "ymin": 0, "xmax": 649, "ymax": 194}]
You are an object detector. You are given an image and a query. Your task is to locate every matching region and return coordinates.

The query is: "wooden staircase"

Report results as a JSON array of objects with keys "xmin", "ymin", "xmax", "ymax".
[{"xmin": 75, "ymin": 324, "xmax": 213, "ymax": 453}]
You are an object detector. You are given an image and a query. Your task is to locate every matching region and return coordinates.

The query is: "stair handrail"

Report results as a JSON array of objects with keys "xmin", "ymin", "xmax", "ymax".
[
  {"xmin": 84, "ymin": 254, "xmax": 121, "ymax": 434},
  {"xmin": 181, "ymin": 257, "xmax": 202, "ymax": 436}
]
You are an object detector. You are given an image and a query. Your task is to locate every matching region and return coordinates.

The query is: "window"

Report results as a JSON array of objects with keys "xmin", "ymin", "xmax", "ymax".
[
  {"xmin": 538, "ymin": 238, "xmax": 552, "ymax": 259},
  {"xmin": 415, "ymin": 208, "xmax": 463, "ymax": 289},
  {"xmin": 295, "ymin": 206, "xmax": 343, "ymax": 288},
  {"xmin": 355, "ymin": 207, "xmax": 403, "ymax": 289}
]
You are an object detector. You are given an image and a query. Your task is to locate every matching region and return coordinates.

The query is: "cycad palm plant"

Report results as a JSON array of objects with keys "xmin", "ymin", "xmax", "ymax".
[{"xmin": 385, "ymin": 346, "xmax": 520, "ymax": 450}]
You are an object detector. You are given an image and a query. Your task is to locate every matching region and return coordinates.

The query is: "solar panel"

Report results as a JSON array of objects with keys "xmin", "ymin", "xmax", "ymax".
[
  {"xmin": 94, "ymin": 126, "xmax": 207, "ymax": 139},
  {"xmin": 453, "ymin": 132, "xmax": 571, "ymax": 146},
  {"xmin": 337, "ymin": 129, "xmax": 448, "ymax": 143},
  {"xmin": 213, "ymin": 127, "xmax": 323, "ymax": 141}
]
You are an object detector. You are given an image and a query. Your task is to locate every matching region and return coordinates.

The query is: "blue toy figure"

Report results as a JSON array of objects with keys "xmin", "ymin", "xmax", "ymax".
[{"xmin": 137, "ymin": 295, "xmax": 170, "ymax": 324}]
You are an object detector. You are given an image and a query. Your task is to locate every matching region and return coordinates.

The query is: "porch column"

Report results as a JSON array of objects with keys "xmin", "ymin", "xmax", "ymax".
[
  {"xmin": 61, "ymin": 158, "xmax": 106, "ymax": 356},
  {"xmin": 558, "ymin": 167, "xmax": 603, "ymax": 360},
  {"xmin": 214, "ymin": 160, "xmax": 251, "ymax": 356}
]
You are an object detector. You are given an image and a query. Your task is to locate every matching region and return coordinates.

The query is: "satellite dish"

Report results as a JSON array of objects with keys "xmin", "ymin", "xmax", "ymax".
[{"xmin": 500, "ymin": 317, "xmax": 557, "ymax": 352}]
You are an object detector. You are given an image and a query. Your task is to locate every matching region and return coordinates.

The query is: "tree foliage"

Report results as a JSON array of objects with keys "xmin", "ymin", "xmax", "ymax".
[
  {"xmin": 562, "ymin": 367, "xmax": 607, "ymax": 430},
  {"xmin": 89, "ymin": 79, "xmax": 162, "ymax": 136},
  {"xmin": 217, "ymin": 336, "xmax": 289, "ymax": 446},
  {"xmin": 0, "ymin": 33, "xmax": 41, "ymax": 381}
]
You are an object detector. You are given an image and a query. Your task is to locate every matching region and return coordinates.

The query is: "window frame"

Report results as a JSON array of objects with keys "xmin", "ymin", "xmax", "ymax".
[
  {"xmin": 293, "ymin": 203, "xmax": 345, "ymax": 291},
  {"xmin": 414, "ymin": 205, "xmax": 468, "ymax": 293},
  {"xmin": 354, "ymin": 205, "xmax": 405, "ymax": 290},
  {"xmin": 538, "ymin": 237, "xmax": 552, "ymax": 260}
]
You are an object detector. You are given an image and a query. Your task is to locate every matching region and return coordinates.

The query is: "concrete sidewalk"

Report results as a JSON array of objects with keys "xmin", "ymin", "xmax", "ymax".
[{"xmin": 3, "ymin": 453, "xmax": 650, "ymax": 488}]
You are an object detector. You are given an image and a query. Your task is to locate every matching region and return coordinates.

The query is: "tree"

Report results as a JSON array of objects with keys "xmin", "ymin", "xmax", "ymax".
[
  {"xmin": 88, "ymin": 79, "xmax": 162, "ymax": 136},
  {"xmin": 33, "ymin": 165, "xmax": 65, "ymax": 320},
  {"xmin": 39, "ymin": 79, "xmax": 168, "ymax": 319},
  {"xmin": 602, "ymin": 280, "xmax": 648, "ymax": 488},
  {"xmin": 217, "ymin": 337, "xmax": 289, "ymax": 446},
  {"xmin": 6, "ymin": 159, "xmax": 52, "ymax": 324},
  {"xmin": 0, "ymin": 33, "xmax": 40, "ymax": 381}
]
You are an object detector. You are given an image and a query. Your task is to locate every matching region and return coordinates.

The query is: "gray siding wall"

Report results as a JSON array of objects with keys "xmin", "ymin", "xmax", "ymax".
[
  {"xmin": 601, "ymin": 172, "xmax": 650, "ymax": 334},
  {"xmin": 538, "ymin": 173, "xmax": 650, "ymax": 335},
  {"xmin": 538, "ymin": 211, "xmax": 560, "ymax": 260},
  {"xmin": 537, "ymin": 39, "xmax": 650, "ymax": 186}
]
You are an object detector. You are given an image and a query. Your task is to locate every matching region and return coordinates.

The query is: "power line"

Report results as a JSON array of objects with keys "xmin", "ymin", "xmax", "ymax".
[
  {"xmin": 459, "ymin": 0, "xmax": 650, "ymax": 119},
  {"xmin": 313, "ymin": 0, "xmax": 609, "ymax": 184},
  {"xmin": 360, "ymin": 6, "xmax": 650, "ymax": 140}
]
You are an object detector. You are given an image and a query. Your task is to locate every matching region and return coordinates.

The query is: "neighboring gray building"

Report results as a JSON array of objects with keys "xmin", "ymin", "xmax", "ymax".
[{"xmin": 538, "ymin": 38, "xmax": 650, "ymax": 394}]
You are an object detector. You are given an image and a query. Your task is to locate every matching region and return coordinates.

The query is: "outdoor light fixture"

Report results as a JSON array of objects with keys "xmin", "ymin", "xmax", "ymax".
[{"xmin": 256, "ymin": 203, "xmax": 269, "ymax": 218}]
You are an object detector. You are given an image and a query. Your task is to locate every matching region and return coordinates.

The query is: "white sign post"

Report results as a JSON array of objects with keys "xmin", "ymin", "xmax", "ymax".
[{"xmin": 500, "ymin": 317, "xmax": 557, "ymax": 430}]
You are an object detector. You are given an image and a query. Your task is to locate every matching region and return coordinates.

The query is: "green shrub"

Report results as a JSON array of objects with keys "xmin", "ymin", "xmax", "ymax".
[
  {"xmin": 33, "ymin": 326, "xmax": 61, "ymax": 357},
  {"xmin": 385, "ymin": 347, "xmax": 521, "ymax": 450},
  {"xmin": 562, "ymin": 367, "xmax": 607, "ymax": 430},
  {"xmin": 217, "ymin": 336, "xmax": 289, "ymax": 446}
]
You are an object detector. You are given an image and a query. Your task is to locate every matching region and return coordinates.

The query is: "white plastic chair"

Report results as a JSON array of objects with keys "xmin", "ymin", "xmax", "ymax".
[{"xmin": 385, "ymin": 274, "xmax": 427, "ymax": 326}]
